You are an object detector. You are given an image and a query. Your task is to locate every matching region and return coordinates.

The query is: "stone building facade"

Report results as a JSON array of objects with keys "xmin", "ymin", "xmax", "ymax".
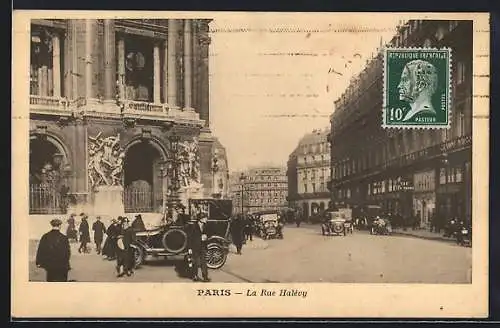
[
  {"xmin": 328, "ymin": 20, "xmax": 472, "ymax": 227},
  {"xmin": 229, "ymin": 167, "xmax": 288, "ymax": 214},
  {"xmin": 287, "ymin": 128, "xmax": 332, "ymax": 219},
  {"xmin": 28, "ymin": 18, "xmax": 218, "ymax": 216}
]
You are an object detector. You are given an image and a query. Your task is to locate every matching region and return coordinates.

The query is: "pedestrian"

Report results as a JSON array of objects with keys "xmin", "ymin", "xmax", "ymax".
[
  {"xmin": 243, "ymin": 215, "xmax": 253, "ymax": 242},
  {"xmin": 115, "ymin": 217, "xmax": 136, "ymax": 277},
  {"xmin": 66, "ymin": 213, "xmax": 78, "ymax": 242},
  {"xmin": 78, "ymin": 213, "xmax": 91, "ymax": 253},
  {"xmin": 132, "ymin": 214, "xmax": 146, "ymax": 231},
  {"xmin": 102, "ymin": 218, "xmax": 120, "ymax": 260},
  {"xmin": 35, "ymin": 218, "xmax": 71, "ymax": 282},
  {"xmin": 187, "ymin": 213, "xmax": 211, "ymax": 282},
  {"xmin": 92, "ymin": 216, "xmax": 106, "ymax": 255},
  {"xmin": 230, "ymin": 214, "xmax": 245, "ymax": 255}
]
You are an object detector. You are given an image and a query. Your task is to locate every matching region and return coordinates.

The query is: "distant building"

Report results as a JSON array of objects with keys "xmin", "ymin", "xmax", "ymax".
[
  {"xmin": 229, "ymin": 167, "xmax": 288, "ymax": 214},
  {"xmin": 287, "ymin": 128, "xmax": 331, "ymax": 219}
]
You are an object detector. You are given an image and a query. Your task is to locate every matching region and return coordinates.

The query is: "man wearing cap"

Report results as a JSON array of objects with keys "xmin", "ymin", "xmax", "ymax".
[
  {"xmin": 92, "ymin": 216, "xmax": 106, "ymax": 255},
  {"xmin": 35, "ymin": 219, "xmax": 71, "ymax": 282},
  {"xmin": 187, "ymin": 212, "xmax": 210, "ymax": 282}
]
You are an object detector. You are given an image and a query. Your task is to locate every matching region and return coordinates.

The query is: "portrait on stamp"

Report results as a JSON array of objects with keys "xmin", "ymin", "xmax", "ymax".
[{"xmin": 384, "ymin": 48, "xmax": 451, "ymax": 128}]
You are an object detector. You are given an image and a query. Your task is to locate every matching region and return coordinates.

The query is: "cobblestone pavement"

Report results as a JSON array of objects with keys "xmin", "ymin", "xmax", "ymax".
[{"xmin": 29, "ymin": 225, "xmax": 471, "ymax": 283}]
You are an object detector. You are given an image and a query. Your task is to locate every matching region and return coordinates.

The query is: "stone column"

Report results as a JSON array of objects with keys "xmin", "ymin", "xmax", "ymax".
[
  {"xmin": 103, "ymin": 19, "xmax": 116, "ymax": 101},
  {"xmin": 85, "ymin": 19, "xmax": 95, "ymax": 99},
  {"xmin": 153, "ymin": 43, "xmax": 161, "ymax": 103},
  {"xmin": 183, "ymin": 20, "xmax": 193, "ymax": 109},
  {"xmin": 71, "ymin": 21, "xmax": 79, "ymax": 99},
  {"xmin": 198, "ymin": 20, "xmax": 211, "ymax": 128},
  {"xmin": 63, "ymin": 27, "xmax": 72, "ymax": 99},
  {"xmin": 52, "ymin": 33, "xmax": 61, "ymax": 97},
  {"xmin": 162, "ymin": 40, "xmax": 168, "ymax": 104},
  {"xmin": 117, "ymin": 37, "xmax": 125, "ymax": 99},
  {"xmin": 167, "ymin": 19, "xmax": 178, "ymax": 107}
]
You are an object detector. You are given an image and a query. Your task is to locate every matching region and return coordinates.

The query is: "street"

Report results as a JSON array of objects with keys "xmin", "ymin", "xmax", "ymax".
[{"xmin": 29, "ymin": 224, "xmax": 472, "ymax": 284}]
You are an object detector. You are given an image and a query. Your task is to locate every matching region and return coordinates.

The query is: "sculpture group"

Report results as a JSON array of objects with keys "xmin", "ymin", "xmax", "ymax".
[
  {"xmin": 177, "ymin": 138, "xmax": 201, "ymax": 188},
  {"xmin": 88, "ymin": 132, "xmax": 125, "ymax": 188}
]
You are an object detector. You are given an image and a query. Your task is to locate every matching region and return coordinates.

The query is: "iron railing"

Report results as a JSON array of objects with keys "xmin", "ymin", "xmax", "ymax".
[
  {"xmin": 29, "ymin": 184, "xmax": 66, "ymax": 215},
  {"xmin": 123, "ymin": 188, "xmax": 163, "ymax": 213}
]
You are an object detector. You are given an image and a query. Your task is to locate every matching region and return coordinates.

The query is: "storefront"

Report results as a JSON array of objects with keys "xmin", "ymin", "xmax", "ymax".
[{"xmin": 412, "ymin": 169, "xmax": 436, "ymax": 228}]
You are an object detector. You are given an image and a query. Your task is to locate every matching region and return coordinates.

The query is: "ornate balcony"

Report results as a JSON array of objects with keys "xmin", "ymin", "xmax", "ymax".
[{"xmin": 29, "ymin": 95, "xmax": 72, "ymax": 116}]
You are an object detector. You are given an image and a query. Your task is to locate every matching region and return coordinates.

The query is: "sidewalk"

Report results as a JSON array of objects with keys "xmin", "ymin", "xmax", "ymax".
[{"xmin": 391, "ymin": 228, "xmax": 456, "ymax": 243}]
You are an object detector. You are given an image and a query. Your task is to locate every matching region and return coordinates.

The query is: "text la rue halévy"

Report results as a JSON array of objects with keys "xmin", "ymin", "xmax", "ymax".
[{"xmin": 197, "ymin": 288, "xmax": 307, "ymax": 298}]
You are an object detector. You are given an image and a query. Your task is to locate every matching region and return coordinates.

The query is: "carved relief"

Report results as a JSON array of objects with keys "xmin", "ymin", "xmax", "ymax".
[
  {"xmin": 177, "ymin": 137, "xmax": 201, "ymax": 188},
  {"xmin": 88, "ymin": 132, "xmax": 125, "ymax": 188}
]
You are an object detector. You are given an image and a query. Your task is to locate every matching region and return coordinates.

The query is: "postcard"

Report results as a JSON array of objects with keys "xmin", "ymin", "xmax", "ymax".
[{"xmin": 11, "ymin": 11, "xmax": 489, "ymax": 318}]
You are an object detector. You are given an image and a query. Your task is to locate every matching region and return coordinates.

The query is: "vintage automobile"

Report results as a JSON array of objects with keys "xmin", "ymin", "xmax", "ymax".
[
  {"xmin": 321, "ymin": 211, "xmax": 347, "ymax": 236},
  {"xmin": 254, "ymin": 211, "xmax": 283, "ymax": 240},
  {"xmin": 132, "ymin": 199, "xmax": 232, "ymax": 270},
  {"xmin": 370, "ymin": 217, "xmax": 392, "ymax": 235}
]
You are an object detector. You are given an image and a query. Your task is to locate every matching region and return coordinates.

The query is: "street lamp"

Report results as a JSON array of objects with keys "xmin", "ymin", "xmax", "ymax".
[
  {"xmin": 211, "ymin": 149, "xmax": 220, "ymax": 198},
  {"xmin": 239, "ymin": 172, "xmax": 246, "ymax": 214}
]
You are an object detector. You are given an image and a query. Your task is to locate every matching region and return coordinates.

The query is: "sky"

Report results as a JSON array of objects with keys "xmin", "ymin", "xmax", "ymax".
[{"xmin": 208, "ymin": 14, "xmax": 402, "ymax": 172}]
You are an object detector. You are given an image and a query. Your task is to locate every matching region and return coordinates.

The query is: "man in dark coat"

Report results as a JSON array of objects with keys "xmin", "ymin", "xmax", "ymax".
[
  {"xmin": 116, "ymin": 217, "xmax": 137, "ymax": 277},
  {"xmin": 132, "ymin": 214, "xmax": 146, "ymax": 231},
  {"xmin": 35, "ymin": 218, "xmax": 71, "ymax": 282},
  {"xmin": 102, "ymin": 218, "xmax": 120, "ymax": 260},
  {"xmin": 92, "ymin": 216, "xmax": 106, "ymax": 254},
  {"xmin": 230, "ymin": 214, "xmax": 245, "ymax": 255},
  {"xmin": 243, "ymin": 215, "xmax": 253, "ymax": 242},
  {"xmin": 78, "ymin": 213, "xmax": 91, "ymax": 253},
  {"xmin": 187, "ymin": 213, "xmax": 210, "ymax": 282}
]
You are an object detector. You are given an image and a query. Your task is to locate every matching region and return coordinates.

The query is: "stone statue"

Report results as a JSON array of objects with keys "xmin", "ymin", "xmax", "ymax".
[{"xmin": 88, "ymin": 132, "xmax": 125, "ymax": 188}]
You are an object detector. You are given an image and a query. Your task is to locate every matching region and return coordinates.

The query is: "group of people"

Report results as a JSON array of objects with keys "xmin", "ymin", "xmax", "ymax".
[{"xmin": 35, "ymin": 213, "xmax": 147, "ymax": 282}]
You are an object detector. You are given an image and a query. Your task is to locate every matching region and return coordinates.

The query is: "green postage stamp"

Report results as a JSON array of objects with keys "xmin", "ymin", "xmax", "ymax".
[{"xmin": 383, "ymin": 47, "xmax": 452, "ymax": 129}]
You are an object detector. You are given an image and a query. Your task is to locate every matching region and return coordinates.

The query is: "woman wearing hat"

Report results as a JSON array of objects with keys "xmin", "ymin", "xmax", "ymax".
[
  {"xmin": 102, "ymin": 217, "xmax": 121, "ymax": 260},
  {"xmin": 115, "ymin": 217, "xmax": 137, "ymax": 277}
]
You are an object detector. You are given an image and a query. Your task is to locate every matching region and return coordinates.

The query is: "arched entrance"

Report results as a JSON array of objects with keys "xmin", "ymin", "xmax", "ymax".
[
  {"xmin": 311, "ymin": 202, "xmax": 320, "ymax": 216},
  {"xmin": 29, "ymin": 136, "xmax": 70, "ymax": 214},
  {"xmin": 123, "ymin": 140, "xmax": 166, "ymax": 213}
]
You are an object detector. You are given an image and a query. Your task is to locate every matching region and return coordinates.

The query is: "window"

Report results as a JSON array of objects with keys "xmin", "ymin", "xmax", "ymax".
[
  {"xmin": 30, "ymin": 26, "xmax": 64, "ymax": 97},
  {"xmin": 320, "ymin": 182, "xmax": 325, "ymax": 191},
  {"xmin": 457, "ymin": 61, "xmax": 465, "ymax": 85},
  {"xmin": 304, "ymin": 184, "xmax": 308, "ymax": 193},
  {"xmin": 440, "ymin": 168, "xmax": 446, "ymax": 184},
  {"xmin": 456, "ymin": 167, "xmax": 463, "ymax": 182},
  {"xmin": 312, "ymin": 183, "xmax": 316, "ymax": 193}
]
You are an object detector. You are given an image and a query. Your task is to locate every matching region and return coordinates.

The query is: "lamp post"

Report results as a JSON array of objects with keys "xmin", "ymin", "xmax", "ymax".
[
  {"xmin": 239, "ymin": 172, "xmax": 246, "ymax": 214},
  {"xmin": 211, "ymin": 149, "xmax": 219, "ymax": 198}
]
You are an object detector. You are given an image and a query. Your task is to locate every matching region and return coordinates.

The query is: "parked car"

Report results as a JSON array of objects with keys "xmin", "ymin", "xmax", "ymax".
[{"xmin": 132, "ymin": 199, "xmax": 232, "ymax": 270}]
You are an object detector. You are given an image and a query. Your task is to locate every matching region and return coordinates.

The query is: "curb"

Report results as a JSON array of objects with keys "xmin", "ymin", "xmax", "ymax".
[{"xmin": 391, "ymin": 231, "xmax": 456, "ymax": 243}]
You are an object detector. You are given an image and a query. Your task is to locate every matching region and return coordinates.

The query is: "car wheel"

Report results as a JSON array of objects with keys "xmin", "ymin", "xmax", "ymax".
[
  {"xmin": 132, "ymin": 245, "xmax": 145, "ymax": 268},
  {"xmin": 206, "ymin": 243, "xmax": 227, "ymax": 270}
]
